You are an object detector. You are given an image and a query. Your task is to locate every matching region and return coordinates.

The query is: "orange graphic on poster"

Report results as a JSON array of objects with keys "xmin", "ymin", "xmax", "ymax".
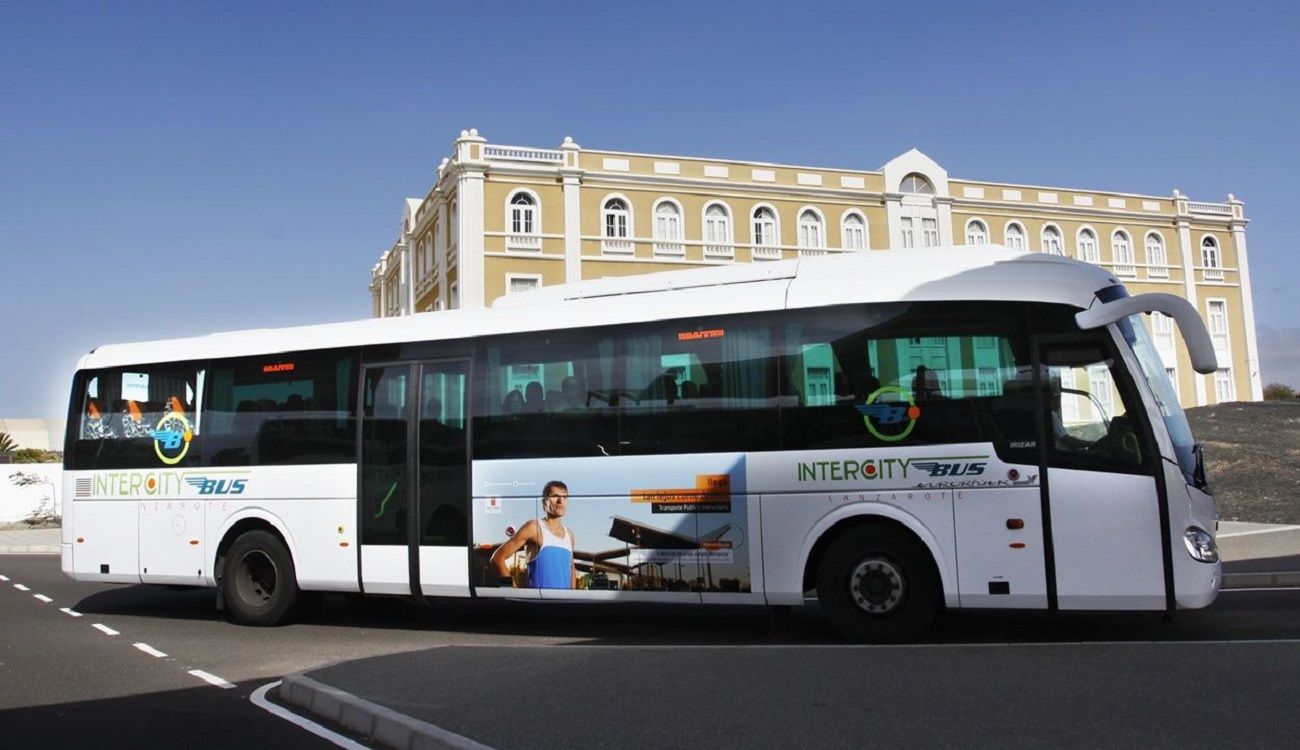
[{"xmin": 631, "ymin": 474, "xmax": 731, "ymax": 504}]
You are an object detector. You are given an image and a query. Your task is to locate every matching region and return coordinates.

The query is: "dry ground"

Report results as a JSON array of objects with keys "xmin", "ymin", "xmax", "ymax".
[{"xmin": 1186, "ymin": 400, "xmax": 1300, "ymax": 524}]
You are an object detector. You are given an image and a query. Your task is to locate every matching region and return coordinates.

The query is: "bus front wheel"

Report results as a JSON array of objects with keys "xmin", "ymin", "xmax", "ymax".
[
  {"xmin": 222, "ymin": 530, "xmax": 300, "ymax": 626},
  {"xmin": 816, "ymin": 525, "xmax": 938, "ymax": 643}
]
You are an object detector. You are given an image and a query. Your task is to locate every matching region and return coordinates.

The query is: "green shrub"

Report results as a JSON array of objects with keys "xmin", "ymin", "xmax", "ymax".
[{"xmin": 1263, "ymin": 382, "xmax": 1296, "ymax": 400}]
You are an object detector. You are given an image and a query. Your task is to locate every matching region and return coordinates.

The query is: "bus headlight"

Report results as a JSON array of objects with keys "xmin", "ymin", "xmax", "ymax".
[{"xmin": 1183, "ymin": 527, "xmax": 1219, "ymax": 563}]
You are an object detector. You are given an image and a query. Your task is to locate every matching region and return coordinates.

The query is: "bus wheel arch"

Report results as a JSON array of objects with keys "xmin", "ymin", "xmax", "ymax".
[
  {"xmin": 214, "ymin": 518, "xmax": 301, "ymax": 626},
  {"xmin": 804, "ymin": 516, "xmax": 944, "ymax": 643}
]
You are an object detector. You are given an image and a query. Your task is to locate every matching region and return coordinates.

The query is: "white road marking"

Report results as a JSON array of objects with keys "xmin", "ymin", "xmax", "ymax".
[
  {"xmin": 189, "ymin": 669, "xmax": 235, "ymax": 690},
  {"xmin": 33, "ymin": 594, "xmax": 53, "ymax": 603},
  {"xmin": 14, "ymin": 583, "xmax": 30, "ymax": 591},
  {"xmin": 92, "ymin": 623, "xmax": 120, "ymax": 636},
  {"xmin": 1218, "ymin": 525, "xmax": 1300, "ymax": 538},
  {"xmin": 133, "ymin": 642, "xmax": 168, "ymax": 658},
  {"xmin": 0, "ymin": 574, "xmax": 9, "ymax": 581},
  {"xmin": 60, "ymin": 607, "xmax": 83, "ymax": 617},
  {"xmin": 251, "ymin": 682, "xmax": 374, "ymax": 750}
]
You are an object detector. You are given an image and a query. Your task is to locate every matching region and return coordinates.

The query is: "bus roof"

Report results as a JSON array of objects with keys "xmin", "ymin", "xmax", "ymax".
[{"xmin": 79, "ymin": 245, "xmax": 1119, "ymax": 370}]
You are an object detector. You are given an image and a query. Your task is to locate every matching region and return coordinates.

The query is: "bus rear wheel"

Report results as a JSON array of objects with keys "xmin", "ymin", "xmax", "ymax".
[
  {"xmin": 817, "ymin": 525, "xmax": 938, "ymax": 643},
  {"xmin": 223, "ymin": 530, "xmax": 300, "ymax": 626}
]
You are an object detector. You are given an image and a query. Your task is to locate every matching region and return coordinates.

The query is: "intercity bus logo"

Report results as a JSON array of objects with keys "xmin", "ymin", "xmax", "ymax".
[
  {"xmin": 855, "ymin": 386, "xmax": 921, "ymax": 442},
  {"xmin": 150, "ymin": 411, "xmax": 194, "ymax": 466}
]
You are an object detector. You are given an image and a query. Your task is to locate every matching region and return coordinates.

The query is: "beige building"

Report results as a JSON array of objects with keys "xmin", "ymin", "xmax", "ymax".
[{"xmin": 369, "ymin": 129, "xmax": 1260, "ymax": 407}]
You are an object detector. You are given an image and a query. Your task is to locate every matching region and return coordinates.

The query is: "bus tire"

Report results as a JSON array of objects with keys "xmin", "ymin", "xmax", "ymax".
[
  {"xmin": 816, "ymin": 525, "xmax": 938, "ymax": 643},
  {"xmin": 222, "ymin": 530, "xmax": 300, "ymax": 626}
]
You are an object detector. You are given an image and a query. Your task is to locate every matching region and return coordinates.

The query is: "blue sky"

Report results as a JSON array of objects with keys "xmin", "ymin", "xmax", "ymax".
[{"xmin": 2, "ymin": 0, "xmax": 1298, "ymax": 419}]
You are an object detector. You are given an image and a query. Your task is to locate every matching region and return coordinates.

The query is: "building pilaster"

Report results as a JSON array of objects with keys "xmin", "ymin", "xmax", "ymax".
[
  {"xmin": 1227, "ymin": 194, "xmax": 1262, "ymax": 400},
  {"xmin": 934, "ymin": 196, "xmax": 955, "ymax": 246},
  {"xmin": 454, "ymin": 129, "xmax": 488, "ymax": 309},
  {"xmin": 560, "ymin": 136, "xmax": 584, "ymax": 284},
  {"xmin": 1173, "ymin": 191, "xmax": 1206, "ymax": 406},
  {"xmin": 884, "ymin": 193, "xmax": 902, "ymax": 249}
]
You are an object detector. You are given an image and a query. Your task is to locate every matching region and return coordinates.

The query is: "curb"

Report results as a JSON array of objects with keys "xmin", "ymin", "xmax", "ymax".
[
  {"xmin": 0, "ymin": 546, "xmax": 59, "ymax": 555},
  {"xmin": 279, "ymin": 673, "xmax": 492, "ymax": 750},
  {"xmin": 1221, "ymin": 572, "xmax": 1300, "ymax": 589}
]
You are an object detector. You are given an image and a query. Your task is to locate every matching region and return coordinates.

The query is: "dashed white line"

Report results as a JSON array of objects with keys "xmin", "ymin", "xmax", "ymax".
[
  {"xmin": 60, "ymin": 607, "xmax": 83, "ymax": 617},
  {"xmin": 14, "ymin": 583, "xmax": 30, "ymax": 591},
  {"xmin": 189, "ymin": 669, "xmax": 235, "ymax": 690},
  {"xmin": 0, "ymin": 574, "xmax": 9, "ymax": 581},
  {"xmin": 33, "ymin": 594, "xmax": 53, "ymax": 603},
  {"xmin": 92, "ymin": 623, "xmax": 120, "ymax": 636},
  {"xmin": 133, "ymin": 642, "xmax": 168, "ymax": 658},
  {"xmin": 251, "ymin": 681, "xmax": 373, "ymax": 750}
]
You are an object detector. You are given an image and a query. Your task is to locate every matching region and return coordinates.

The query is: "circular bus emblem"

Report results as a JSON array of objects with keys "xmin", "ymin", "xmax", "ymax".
[
  {"xmin": 152, "ymin": 411, "xmax": 194, "ymax": 465},
  {"xmin": 856, "ymin": 386, "xmax": 921, "ymax": 442}
]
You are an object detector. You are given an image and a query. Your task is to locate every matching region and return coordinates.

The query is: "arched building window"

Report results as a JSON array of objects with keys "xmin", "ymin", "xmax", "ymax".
[
  {"xmin": 1041, "ymin": 225, "xmax": 1063, "ymax": 255},
  {"xmin": 965, "ymin": 219, "xmax": 988, "ymax": 245},
  {"xmin": 602, "ymin": 197, "xmax": 633, "ymax": 255},
  {"xmin": 752, "ymin": 206, "xmax": 779, "ymax": 259},
  {"xmin": 1146, "ymin": 232, "xmax": 1168, "ymax": 278},
  {"xmin": 1076, "ymin": 228, "xmax": 1099, "ymax": 263},
  {"xmin": 1004, "ymin": 222, "xmax": 1026, "ymax": 250},
  {"xmin": 703, "ymin": 202, "xmax": 734, "ymax": 259},
  {"xmin": 841, "ymin": 212, "xmax": 867, "ymax": 251},
  {"xmin": 797, "ymin": 208, "xmax": 825, "ymax": 253},
  {"xmin": 1202, "ymin": 236, "xmax": 1223, "ymax": 280},
  {"xmin": 507, "ymin": 191, "xmax": 540, "ymax": 251},
  {"xmin": 1112, "ymin": 230, "xmax": 1134, "ymax": 276},
  {"xmin": 653, "ymin": 199, "xmax": 684, "ymax": 256}
]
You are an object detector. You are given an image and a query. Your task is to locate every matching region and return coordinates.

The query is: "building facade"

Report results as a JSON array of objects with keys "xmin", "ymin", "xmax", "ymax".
[{"xmin": 369, "ymin": 129, "xmax": 1260, "ymax": 406}]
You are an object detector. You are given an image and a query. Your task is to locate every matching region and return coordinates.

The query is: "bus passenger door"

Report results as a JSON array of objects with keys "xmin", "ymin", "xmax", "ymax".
[
  {"xmin": 359, "ymin": 364, "xmax": 413, "ymax": 594},
  {"xmin": 359, "ymin": 361, "xmax": 471, "ymax": 597},
  {"xmin": 1037, "ymin": 339, "xmax": 1166, "ymax": 611},
  {"xmin": 415, "ymin": 361, "xmax": 470, "ymax": 596}
]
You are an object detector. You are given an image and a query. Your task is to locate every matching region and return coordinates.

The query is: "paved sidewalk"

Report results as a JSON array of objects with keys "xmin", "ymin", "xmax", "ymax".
[{"xmin": 0, "ymin": 527, "xmax": 60, "ymax": 554}]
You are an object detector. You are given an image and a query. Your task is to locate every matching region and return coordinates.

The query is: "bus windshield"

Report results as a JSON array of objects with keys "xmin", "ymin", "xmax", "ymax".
[{"xmin": 1118, "ymin": 314, "xmax": 1198, "ymax": 486}]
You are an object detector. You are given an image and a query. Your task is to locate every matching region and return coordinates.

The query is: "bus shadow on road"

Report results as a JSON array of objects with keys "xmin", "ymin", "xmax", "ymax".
[{"xmin": 70, "ymin": 583, "xmax": 1300, "ymax": 645}]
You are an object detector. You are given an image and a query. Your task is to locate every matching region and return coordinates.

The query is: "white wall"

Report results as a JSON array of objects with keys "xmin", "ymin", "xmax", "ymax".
[{"xmin": 1, "ymin": 464, "xmax": 62, "ymax": 523}]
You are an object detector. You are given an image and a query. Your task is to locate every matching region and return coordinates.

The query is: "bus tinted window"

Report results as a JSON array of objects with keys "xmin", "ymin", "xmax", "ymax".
[
  {"xmin": 617, "ymin": 314, "xmax": 783, "ymax": 454},
  {"xmin": 781, "ymin": 303, "xmax": 1036, "ymax": 452},
  {"xmin": 71, "ymin": 363, "xmax": 204, "ymax": 470},
  {"xmin": 473, "ymin": 329, "xmax": 620, "ymax": 459},
  {"xmin": 205, "ymin": 350, "xmax": 357, "ymax": 466}
]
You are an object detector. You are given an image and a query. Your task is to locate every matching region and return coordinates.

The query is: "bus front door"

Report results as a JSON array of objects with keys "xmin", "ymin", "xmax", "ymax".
[
  {"xmin": 359, "ymin": 360, "xmax": 471, "ymax": 597},
  {"xmin": 1037, "ymin": 339, "xmax": 1167, "ymax": 611}
]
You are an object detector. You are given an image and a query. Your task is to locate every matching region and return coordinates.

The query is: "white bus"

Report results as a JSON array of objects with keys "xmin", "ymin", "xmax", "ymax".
[{"xmin": 61, "ymin": 247, "xmax": 1222, "ymax": 641}]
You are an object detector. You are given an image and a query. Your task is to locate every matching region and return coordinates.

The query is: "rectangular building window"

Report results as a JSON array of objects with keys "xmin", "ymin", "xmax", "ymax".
[{"xmin": 1215, "ymin": 369, "xmax": 1235, "ymax": 403}]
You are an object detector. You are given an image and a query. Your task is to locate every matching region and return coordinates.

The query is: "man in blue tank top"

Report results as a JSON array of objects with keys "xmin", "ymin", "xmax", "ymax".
[{"xmin": 490, "ymin": 480, "xmax": 577, "ymax": 589}]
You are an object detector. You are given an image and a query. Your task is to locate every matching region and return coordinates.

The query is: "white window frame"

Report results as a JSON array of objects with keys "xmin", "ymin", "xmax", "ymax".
[
  {"xmin": 840, "ymin": 210, "xmax": 868, "ymax": 251},
  {"xmin": 1145, "ymin": 231, "xmax": 1168, "ymax": 279},
  {"xmin": 1214, "ymin": 368, "xmax": 1235, "ymax": 403},
  {"xmin": 505, "ymin": 273, "xmax": 543, "ymax": 296},
  {"xmin": 505, "ymin": 189, "xmax": 542, "ymax": 252},
  {"xmin": 652, "ymin": 198, "xmax": 685, "ymax": 257},
  {"xmin": 965, "ymin": 218, "xmax": 988, "ymax": 246},
  {"xmin": 900, "ymin": 217, "xmax": 915, "ymax": 249},
  {"xmin": 1201, "ymin": 235, "xmax": 1223, "ymax": 281},
  {"xmin": 900, "ymin": 172, "xmax": 935, "ymax": 195},
  {"xmin": 702, "ymin": 201, "xmax": 734, "ymax": 259},
  {"xmin": 601, "ymin": 194, "xmax": 634, "ymax": 255},
  {"xmin": 1076, "ymin": 227, "xmax": 1099, "ymax": 264},
  {"xmin": 751, "ymin": 204, "xmax": 780, "ymax": 260},
  {"xmin": 797, "ymin": 206, "xmax": 826, "ymax": 255},
  {"xmin": 1206, "ymin": 298, "xmax": 1230, "ymax": 356},
  {"xmin": 921, "ymin": 217, "xmax": 939, "ymax": 247},
  {"xmin": 1111, "ymin": 229, "xmax": 1134, "ymax": 276},
  {"xmin": 1004, "ymin": 221, "xmax": 1026, "ymax": 251},
  {"xmin": 449, "ymin": 281, "xmax": 459, "ymax": 310},
  {"xmin": 1041, "ymin": 224, "xmax": 1063, "ymax": 256}
]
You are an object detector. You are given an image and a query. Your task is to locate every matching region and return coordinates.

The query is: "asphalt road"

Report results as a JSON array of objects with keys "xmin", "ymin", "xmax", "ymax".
[{"xmin": 3, "ymin": 554, "xmax": 1299, "ymax": 749}]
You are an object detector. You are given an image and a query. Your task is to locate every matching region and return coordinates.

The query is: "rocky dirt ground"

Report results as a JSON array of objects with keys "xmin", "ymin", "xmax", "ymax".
[{"xmin": 1187, "ymin": 400, "xmax": 1300, "ymax": 525}]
